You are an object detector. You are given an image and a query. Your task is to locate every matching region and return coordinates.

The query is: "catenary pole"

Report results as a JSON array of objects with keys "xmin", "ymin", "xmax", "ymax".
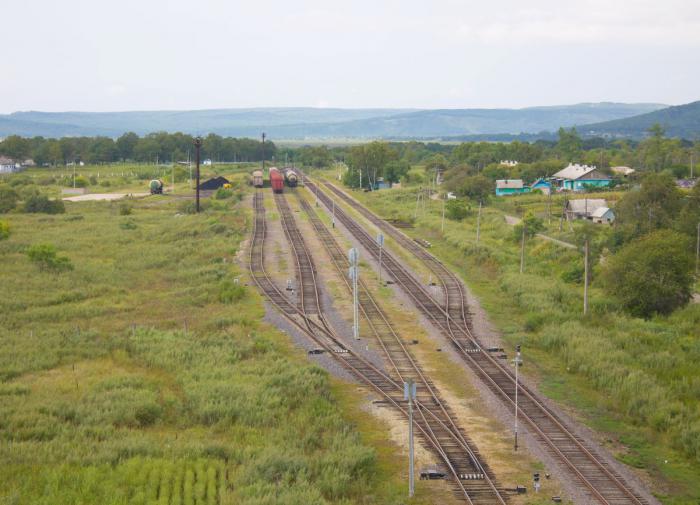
[
  {"xmin": 584, "ymin": 239, "xmax": 589, "ymax": 315},
  {"xmin": 194, "ymin": 137, "xmax": 201, "ymax": 213},
  {"xmin": 476, "ymin": 200, "xmax": 482, "ymax": 245},
  {"xmin": 519, "ymin": 225, "xmax": 526, "ymax": 274}
]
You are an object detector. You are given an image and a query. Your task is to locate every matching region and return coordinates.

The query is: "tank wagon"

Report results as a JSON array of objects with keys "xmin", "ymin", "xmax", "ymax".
[
  {"xmin": 149, "ymin": 179, "xmax": 164, "ymax": 194},
  {"xmin": 284, "ymin": 168, "xmax": 298, "ymax": 187},
  {"xmin": 252, "ymin": 170, "xmax": 264, "ymax": 188},
  {"xmin": 269, "ymin": 167, "xmax": 284, "ymax": 194}
]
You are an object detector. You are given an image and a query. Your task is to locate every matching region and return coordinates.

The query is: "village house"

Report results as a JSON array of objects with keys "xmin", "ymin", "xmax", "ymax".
[
  {"xmin": 611, "ymin": 166, "xmax": 635, "ymax": 177},
  {"xmin": 565, "ymin": 198, "xmax": 608, "ymax": 220},
  {"xmin": 552, "ymin": 163, "xmax": 611, "ymax": 191},
  {"xmin": 590, "ymin": 206, "xmax": 615, "ymax": 224},
  {"xmin": 0, "ymin": 156, "xmax": 21, "ymax": 174},
  {"xmin": 495, "ymin": 179, "xmax": 530, "ymax": 196},
  {"xmin": 499, "ymin": 160, "xmax": 519, "ymax": 167},
  {"xmin": 530, "ymin": 178, "xmax": 552, "ymax": 195}
]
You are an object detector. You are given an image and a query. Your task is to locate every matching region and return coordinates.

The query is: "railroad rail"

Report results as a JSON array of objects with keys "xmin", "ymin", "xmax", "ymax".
[
  {"xmin": 304, "ymin": 179, "xmax": 652, "ymax": 505},
  {"xmin": 249, "ymin": 191, "xmax": 507, "ymax": 504},
  {"xmin": 292, "ymin": 190, "xmax": 507, "ymax": 504}
]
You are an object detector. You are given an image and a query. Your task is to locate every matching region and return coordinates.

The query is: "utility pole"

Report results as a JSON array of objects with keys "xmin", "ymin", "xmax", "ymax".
[
  {"xmin": 519, "ymin": 225, "xmax": 526, "ymax": 274},
  {"xmin": 584, "ymin": 239, "xmax": 590, "ymax": 315},
  {"xmin": 404, "ymin": 379, "xmax": 417, "ymax": 498},
  {"xmin": 513, "ymin": 345, "xmax": 522, "ymax": 451},
  {"xmin": 376, "ymin": 233, "xmax": 384, "ymax": 284},
  {"xmin": 348, "ymin": 248, "xmax": 360, "ymax": 340},
  {"xmin": 476, "ymin": 200, "xmax": 482, "ymax": 245},
  {"xmin": 696, "ymin": 222, "xmax": 699, "ymax": 276},
  {"xmin": 261, "ymin": 132, "xmax": 266, "ymax": 174},
  {"xmin": 414, "ymin": 188, "xmax": 421, "ymax": 219},
  {"xmin": 194, "ymin": 137, "xmax": 202, "ymax": 213},
  {"xmin": 332, "ymin": 198, "xmax": 335, "ymax": 228},
  {"xmin": 691, "ymin": 152, "xmax": 695, "ymax": 179},
  {"xmin": 441, "ymin": 195, "xmax": 446, "ymax": 233}
]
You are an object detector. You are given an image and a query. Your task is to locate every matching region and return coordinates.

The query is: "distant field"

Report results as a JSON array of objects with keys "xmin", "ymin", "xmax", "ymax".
[{"xmin": 0, "ymin": 167, "xmax": 437, "ymax": 505}]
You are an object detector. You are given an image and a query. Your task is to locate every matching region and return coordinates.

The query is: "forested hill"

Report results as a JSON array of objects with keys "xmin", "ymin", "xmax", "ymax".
[
  {"xmin": 0, "ymin": 103, "xmax": 665, "ymax": 139},
  {"xmin": 579, "ymin": 101, "xmax": 700, "ymax": 139}
]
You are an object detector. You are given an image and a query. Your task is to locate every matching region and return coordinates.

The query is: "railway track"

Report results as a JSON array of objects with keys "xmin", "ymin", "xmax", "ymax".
[
  {"xmin": 304, "ymin": 179, "xmax": 652, "ymax": 505},
  {"xmin": 291, "ymin": 190, "xmax": 508, "ymax": 504},
  {"xmin": 249, "ymin": 192, "xmax": 506, "ymax": 505}
]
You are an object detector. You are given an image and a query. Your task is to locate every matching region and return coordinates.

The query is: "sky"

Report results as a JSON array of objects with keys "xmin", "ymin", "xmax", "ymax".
[{"xmin": 3, "ymin": 0, "xmax": 700, "ymax": 113}]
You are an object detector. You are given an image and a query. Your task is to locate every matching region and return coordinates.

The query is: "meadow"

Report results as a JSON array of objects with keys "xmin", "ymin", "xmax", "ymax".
[
  {"xmin": 319, "ymin": 172, "xmax": 700, "ymax": 505},
  {"xmin": 0, "ymin": 166, "xmax": 438, "ymax": 505}
]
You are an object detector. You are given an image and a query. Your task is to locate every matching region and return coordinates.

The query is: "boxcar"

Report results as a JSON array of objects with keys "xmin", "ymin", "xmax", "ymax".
[{"xmin": 269, "ymin": 167, "xmax": 284, "ymax": 194}]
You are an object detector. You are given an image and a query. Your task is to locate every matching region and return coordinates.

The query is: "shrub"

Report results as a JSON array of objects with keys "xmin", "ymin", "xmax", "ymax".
[
  {"xmin": 88, "ymin": 175, "xmax": 98, "ymax": 185},
  {"xmin": 513, "ymin": 211, "xmax": 544, "ymax": 240},
  {"xmin": 561, "ymin": 263, "xmax": 584, "ymax": 284},
  {"xmin": 70, "ymin": 176, "xmax": 89, "ymax": 188},
  {"xmin": 445, "ymin": 199, "xmax": 470, "ymax": 221},
  {"xmin": 119, "ymin": 203, "xmax": 133, "ymax": 216},
  {"xmin": 26, "ymin": 244, "xmax": 73, "ymax": 272},
  {"xmin": 0, "ymin": 220, "xmax": 9, "ymax": 240},
  {"xmin": 602, "ymin": 230, "xmax": 694, "ymax": 317},
  {"xmin": 178, "ymin": 200, "xmax": 208, "ymax": 214},
  {"xmin": 0, "ymin": 185, "xmax": 18, "ymax": 213},
  {"xmin": 214, "ymin": 188, "xmax": 232, "ymax": 200},
  {"xmin": 120, "ymin": 219, "xmax": 137, "ymax": 230},
  {"xmin": 23, "ymin": 194, "xmax": 65, "ymax": 214},
  {"xmin": 37, "ymin": 176, "xmax": 55, "ymax": 186},
  {"xmin": 100, "ymin": 180, "xmax": 111, "ymax": 187},
  {"xmin": 219, "ymin": 281, "xmax": 246, "ymax": 304}
]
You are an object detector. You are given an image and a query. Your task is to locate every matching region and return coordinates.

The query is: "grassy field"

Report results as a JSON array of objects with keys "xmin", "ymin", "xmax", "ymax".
[
  {"xmin": 313, "ymin": 170, "xmax": 700, "ymax": 505},
  {"xmin": 0, "ymin": 166, "xmax": 441, "ymax": 505}
]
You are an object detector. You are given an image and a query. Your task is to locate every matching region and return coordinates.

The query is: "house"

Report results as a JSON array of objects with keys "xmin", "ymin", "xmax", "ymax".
[
  {"xmin": 565, "ymin": 198, "xmax": 608, "ymax": 220},
  {"xmin": 500, "ymin": 160, "xmax": 519, "ymax": 167},
  {"xmin": 530, "ymin": 178, "xmax": 551, "ymax": 195},
  {"xmin": 495, "ymin": 179, "xmax": 530, "ymax": 196},
  {"xmin": 197, "ymin": 176, "xmax": 230, "ymax": 190},
  {"xmin": 372, "ymin": 177, "xmax": 392, "ymax": 190},
  {"xmin": 203, "ymin": 159, "xmax": 213, "ymax": 166},
  {"xmin": 611, "ymin": 166, "xmax": 635, "ymax": 177},
  {"xmin": 0, "ymin": 156, "xmax": 21, "ymax": 174},
  {"xmin": 676, "ymin": 179, "xmax": 697, "ymax": 189},
  {"xmin": 552, "ymin": 163, "xmax": 611, "ymax": 191},
  {"xmin": 590, "ymin": 206, "xmax": 615, "ymax": 224},
  {"xmin": 22, "ymin": 159, "xmax": 36, "ymax": 168}
]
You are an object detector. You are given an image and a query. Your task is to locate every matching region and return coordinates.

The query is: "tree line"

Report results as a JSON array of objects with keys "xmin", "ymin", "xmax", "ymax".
[{"xmin": 0, "ymin": 133, "xmax": 277, "ymax": 166}]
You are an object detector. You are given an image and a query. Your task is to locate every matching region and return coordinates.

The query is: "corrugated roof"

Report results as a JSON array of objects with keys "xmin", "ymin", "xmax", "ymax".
[
  {"xmin": 567, "ymin": 199, "xmax": 607, "ymax": 215},
  {"xmin": 553, "ymin": 163, "xmax": 600, "ymax": 180},
  {"xmin": 611, "ymin": 166, "xmax": 635, "ymax": 175},
  {"xmin": 590, "ymin": 206, "xmax": 612, "ymax": 218},
  {"xmin": 496, "ymin": 179, "xmax": 524, "ymax": 189}
]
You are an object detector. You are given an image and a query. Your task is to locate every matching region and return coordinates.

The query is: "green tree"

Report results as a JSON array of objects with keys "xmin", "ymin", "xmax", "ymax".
[
  {"xmin": 513, "ymin": 211, "xmax": 544, "ymax": 240},
  {"xmin": 615, "ymin": 173, "xmax": 682, "ymax": 241},
  {"xmin": 557, "ymin": 127, "xmax": 582, "ymax": 161},
  {"xmin": 383, "ymin": 160, "xmax": 410, "ymax": 183},
  {"xmin": 445, "ymin": 199, "xmax": 469, "ymax": 220},
  {"xmin": 602, "ymin": 230, "xmax": 693, "ymax": 317},
  {"xmin": 459, "ymin": 175, "xmax": 493, "ymax": 202},
  {"xmin": 0, "ymin": 135, "xmax": 31, "ymax": 160},
  {"xmin": 23, "ymin": 194, "xmax": 65, "ymax": 214},
  {"xmin": 0, "ymin": 220, "xmax": 9, "ymax": 240},
  {"xmin": 116, "ymin": 132, "xmax": 139, "ymax": 161}
]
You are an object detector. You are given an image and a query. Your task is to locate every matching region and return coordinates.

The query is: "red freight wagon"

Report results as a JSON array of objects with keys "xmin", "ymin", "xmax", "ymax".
[{"xmin": 269, "ymin": 167, "xmax": 284, "ymax": 194}]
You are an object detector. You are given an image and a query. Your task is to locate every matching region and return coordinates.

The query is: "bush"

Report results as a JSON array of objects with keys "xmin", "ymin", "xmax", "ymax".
[
  {"xmin": 26, "ymin": 244, "xmax": 73, "ymax": 272},
  {"xmin": 70, "ymin": 176, "xmax": 89, "ymax": 188},
  {"xmin": 602, "ymin": 230, "xmax": 694, "ymax": 317},
  {"xmin": 561, "ymin": 263, "xmax": 584, "ymax": 284},
  {"xmin": 219, "ymin": 280, "xmax": 246, "ymax": 304},
  {"xmin": 119, "ymin": 203, "xmax": 133, "ymax": 216},
  {"xmin": 99, "ymin": 180, "xmax": 111, "ymax": 187},
  {"xmin": 0, "ymin": 185, "xmax": 18, "ymax": 213},
  {"xmin": 178, "ymin": 200, "xmax": 208, "ymax": 214},
  {"xmin": 445, "ymin": 199, "xmax": 470, "ymax": 221},
  {"xmin": 120, "ymin": 219, "xmax": 137, "ymax": 230},
  {"xmin": 23, "ymin": 194, "xmax": 65, "ymax": 214},
  {"xmin": 214, "ymin": 188, "xmax": 233, "ymax": 200},
  {"xmin": 0, "ymin": 220, "xmax": 9, "ymax": 240},
  {"xmin": 89, "ymin": 175, "xmax": 98, "ymax": 185},
  {"xmin": 513, "ymin": 211, "xmax": 544, "ymax": 240}
]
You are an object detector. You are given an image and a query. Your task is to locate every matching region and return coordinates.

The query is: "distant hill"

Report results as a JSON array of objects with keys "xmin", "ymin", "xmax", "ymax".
[
  {"xmin": 579, "ymin": 101, "xmax": 700, "ymax": 139},
  {"xmin": 0, "ymin": 103, "xmax": 667, "ymax": 139}
]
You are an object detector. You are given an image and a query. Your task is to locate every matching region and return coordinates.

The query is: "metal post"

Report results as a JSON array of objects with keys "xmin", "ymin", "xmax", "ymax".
[
  {"xmin": 377, "ymin": 233, "xmax": 384, "ymax": 284},
  {"xmin": 476, "ymin": 200, "xmax": 482, "ymax": 245},
  {"xmin": 404, "ymin": 379, "xmax": 417, "ymax": 497},
  {"xmin": 194, "ymin": 137, "xmax": 202, "ymax": 212},
  {"xmin": 519, "ymin": 226, "xmax": 526, "ymax": 274},
  {"xmin": 441, "ymin": 195, "xmax": 446, "ymax": 233},
  {"xmin": 514, "ymin": 345, "xmax": 521, "ymax": 451},
  {"xmin": 584, "ymin": 239, "xmax": 590, "ymax": 315},
  {"xmin": 348, "ymin": 248, "xmax": 360, "ymax": 340},
  {"xmin": 696, "ymin": 222, "xmax": 699, "ymax": 276},
  {"xmin": 261, "ymin": 132, "xmax": 266, "ymax": 173}
]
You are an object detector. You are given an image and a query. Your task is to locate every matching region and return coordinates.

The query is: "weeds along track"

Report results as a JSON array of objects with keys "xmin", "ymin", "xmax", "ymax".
[
  {"xmin": 292, "ymin": 190, "xmax": 507, "ymax": 504},
  {"xmin": 249, "ymin": 191, "xmax": 507, "ymax": 505},
  {"xmin": 305, "ymin": 180, "xmax": 651, "ymax": 505}
]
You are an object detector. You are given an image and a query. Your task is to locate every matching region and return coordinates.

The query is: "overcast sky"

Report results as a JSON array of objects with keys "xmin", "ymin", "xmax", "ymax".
[{"xmin": 3, "ymin": 0, "xmax": 699, "ymax": 113}]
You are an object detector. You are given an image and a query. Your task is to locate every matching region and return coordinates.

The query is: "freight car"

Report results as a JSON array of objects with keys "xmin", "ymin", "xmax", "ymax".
[
  {"xmin": 252, "ymin": 170, "xmax": 264, "ymax": 188},
  {"xmin": 284, "ymin": 168, "xmax": 298, "ymax": 187},
  {"xmin": 149, "ymin": 179, "xmax": 164, "ymax": 194},
  {"xmin": 269, "ymin": 167, "xmax": 284, "ymax": 194}
]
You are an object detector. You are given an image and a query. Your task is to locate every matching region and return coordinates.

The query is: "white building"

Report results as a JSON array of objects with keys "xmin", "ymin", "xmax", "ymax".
[{"xmin": 0, "ymin": 156, "xmax": 20, "ymax": 174}]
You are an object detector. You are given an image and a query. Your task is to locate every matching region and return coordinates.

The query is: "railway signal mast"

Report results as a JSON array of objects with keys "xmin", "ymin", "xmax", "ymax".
[
  {"xmin": 513, "ymin": 345, "xmax": 523, "ymax": 451},
  {"xmin": 348, "ymin": 248, "xmax": 360, "ymax": 340},
  {"xmin": 404, "ymin": 378, "xmax": 417, "ymax": 498},
  {"xmin": 376, "ymin": 233, "xmax": 384, "ymax": 284}
]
